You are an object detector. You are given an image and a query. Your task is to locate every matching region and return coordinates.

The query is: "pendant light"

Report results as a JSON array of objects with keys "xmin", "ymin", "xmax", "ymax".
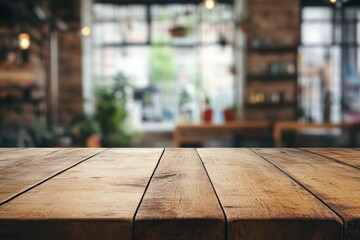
[
  {"xmin": 18, "ymin": 33, "xmax": 30, "ymax": 50},
  {"xmin": 204, "ymin": 0, "xmax": 216, "ymax": 10}
]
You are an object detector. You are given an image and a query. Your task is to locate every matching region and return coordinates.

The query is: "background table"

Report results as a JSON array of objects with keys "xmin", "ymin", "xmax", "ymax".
[
  {"xmin": 174, "ymin": 121, "xmax": 272, "ymax": 147},
  {"xmin": 273, "ymin": 121, "xmax": 360, "ymax": 147},
  {"xmin": 0, "ymin": 148, "xmax": 359, "ymax": 239}
]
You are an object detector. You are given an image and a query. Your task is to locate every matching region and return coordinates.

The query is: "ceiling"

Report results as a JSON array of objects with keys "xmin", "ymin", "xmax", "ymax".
[{"xmin": 0, "ymin": 0, "xmax": 79, "ymax": 30}]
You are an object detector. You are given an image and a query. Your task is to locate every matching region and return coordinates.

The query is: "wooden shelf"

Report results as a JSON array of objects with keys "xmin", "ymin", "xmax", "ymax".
[
  {"xmin": 248, "ymin": 46, "xmax": 298, "ymax": 54},
  {"xmin": 247, "ymin": 74, "xmax": 298, "ymax": 82},
  {"xmin": 245, "ymin": 0, "xmax": 299, "ymax": 121},
  {"xmin": 246, "ymin": 101, "xmax": 297, "ymax": 109}
]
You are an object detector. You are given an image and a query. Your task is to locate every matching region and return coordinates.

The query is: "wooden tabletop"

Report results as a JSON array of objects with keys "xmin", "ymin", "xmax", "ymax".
[{"xmin": 0, "ymin": 148, "xmax": 359, "ymax": 240}]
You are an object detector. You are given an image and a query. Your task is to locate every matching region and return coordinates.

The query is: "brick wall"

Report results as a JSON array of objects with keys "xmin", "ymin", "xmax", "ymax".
[
  {"xmin": 245, "ymin": 0, "xmax": 300, "ymax": 121},
  {"xmin": 58, "ymin": 28, "xmax": 83, "ymax": 126}
]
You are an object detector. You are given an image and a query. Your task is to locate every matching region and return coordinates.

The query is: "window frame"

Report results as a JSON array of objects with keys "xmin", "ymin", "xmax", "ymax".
[{"xmin": 300, "ymin": 0, "xmax": 360, "ymax": 122}]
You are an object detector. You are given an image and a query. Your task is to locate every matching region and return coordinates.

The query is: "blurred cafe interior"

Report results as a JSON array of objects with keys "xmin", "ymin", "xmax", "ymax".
[{"xmin": 1, "ymin": 0, "xmax": 360, "ymax": 148}]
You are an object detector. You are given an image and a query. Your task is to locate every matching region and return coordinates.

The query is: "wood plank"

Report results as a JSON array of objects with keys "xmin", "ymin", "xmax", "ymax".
[
  {"xmin": 303, "ymin": 148, "xmax": 360, "ymax": 169},
  {"xmin": 0, "ymin": 148, "xmax": 18, "ymax": 154},
  {"xmin": 0, "ymin": 148, "xmax": 103, "ymax": 204},
  {"xmin": 197, "ymin": 148, "xmax": 342, "ymax": 240},
  {"xmin": 253, "ymin": 148, "xmax": 360, "ymax": 240},
  {"xmin": 135, "ymin": 148, "xmax": 224, "ymax": 240},
  {"xmin": 0, "ymin": 148, "xmax": 19, "ymax": 162},
  {"xmin": 0, "ymin": 148, "xmax": 59, "ymax": 171},
  {"xmin": 0, "ymin": 148, "xmax": 163, "ymax": 240}
]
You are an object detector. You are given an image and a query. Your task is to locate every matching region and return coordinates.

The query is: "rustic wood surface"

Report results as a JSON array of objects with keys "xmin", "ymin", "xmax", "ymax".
[
  {"xmin": 253, "ymin": 148, "xmax": 360, "ymax": 240},
  {"xmin": 0, "ymin": 148, "xmax": 59, "ymax": 171},
  {"xmin": 135, "ymin": 148, "xmax": 224, "ymax": 240},
  {"xmin": 198, "ymin": 148, "xmax": 342, "ymax": 240},
  {"xmin": 0, "ymin": 148, "xmax": 17, "ymax": 153},
  {"xmin": 0, "ymin": 148, "xmax": 103, "ymax": 204},
  {"xmin": 0, "ymin": 148, "xmax": 163, "ymax": 240},
  {"xmin": 303, "ymin": 148, "xmax": 360, "ymax": 169},
  {"xmin": 0, "ymin": 148, "xmax": 359, "ymax": 240}
]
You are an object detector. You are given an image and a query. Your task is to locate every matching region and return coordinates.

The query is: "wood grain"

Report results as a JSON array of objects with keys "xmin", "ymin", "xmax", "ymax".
[
  {"xmin": 0, "ymin": 148, "xmax": 163, "ymax": 240},
  {"xmin": 0, "ymin": 148, "xmax": 103, "ymax": 204},
  {"xmin": 135, "ymin": 148, "xmax": 224, "ymax": 240},
  {"xmin": 303, "ymin": 148, "xmax": 360, "ymax": 169},
  {"xmin": 0, "ymin": 148, "xmax": 18, "ymax": 154},
  {"xmin": 198, "ymin": 148, "xmax": 342, "ymax": 240},
  {"xmin": 254, "ymin": 148, "xmax": 360, "ymax": 240},
  {"xmin": 0, "ymin": 148, "xmax": 59, "ymax": 171}
]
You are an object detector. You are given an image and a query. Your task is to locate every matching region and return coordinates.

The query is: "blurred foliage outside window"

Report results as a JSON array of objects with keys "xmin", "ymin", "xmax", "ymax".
[{"xmin": 92, "ymin": 4, "xmax": 234, "ymax": 129}]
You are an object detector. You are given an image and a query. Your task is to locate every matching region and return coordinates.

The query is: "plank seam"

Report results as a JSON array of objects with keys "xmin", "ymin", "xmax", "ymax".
[
  {"xmin": 132, "ymin": 148, "xmax": 165, "ymax": 240},
  {"xmin": 0, "ymin": 148, "xmax": 63, "ymax": 172},
  {"xmin": 300, "ymin": 148, "xmax": 360, "ymax": 170},
  {"xmin": 196, "ymin": 148, "xmax": 228, "ymax": 240},
  {"xmin": 0, "ymin": 148, "xmax": 107, "ymax": 206},
  {"xmin": 250, "ymin": 148, "xmax": 346, "ymax": 240}
]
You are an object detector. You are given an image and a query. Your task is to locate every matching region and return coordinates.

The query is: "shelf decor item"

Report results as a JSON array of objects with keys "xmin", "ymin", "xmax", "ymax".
[
  {"xmin": 223, "ymin": 105, "xmax": 237, "ymax": 122},
  {"xmin": 203, "ymin": 98, "xmax": 213, "ymax": 123},
  {"xmin": 244, "ymin": 0, "xmax": 299, "ymax": 121},
  {"xmin": 236, "ymin": 10, "xmax": 253, "ymax": 34},
  {"xmin": 169, "ymin": 26, "xmax": 190, "ymax": 38},
  {"xmin": 203, "ymin": 108, "xmax": 213, "ymax": 123},
  {"xmin": 237, "ymin": 9, "xmax": 262, "ymax": 35},
  {"xmin": 230, "ymin": 65, "xmax": 236, "ymax": 75}
]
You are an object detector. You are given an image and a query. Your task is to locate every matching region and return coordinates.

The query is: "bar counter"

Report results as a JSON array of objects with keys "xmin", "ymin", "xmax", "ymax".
[{"xmin": 0, "ymin": 148, "xmax": 359, "ymax": 239}]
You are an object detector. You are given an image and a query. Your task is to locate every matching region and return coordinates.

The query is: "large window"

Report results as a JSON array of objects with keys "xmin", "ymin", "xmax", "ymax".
[
  {"xmin": 92, "ymin": 4, "xmax": 234, "ymax": 130},
  {"xmin": 299, "ymin": 2, "xmax": 360, "ymax": 123}
]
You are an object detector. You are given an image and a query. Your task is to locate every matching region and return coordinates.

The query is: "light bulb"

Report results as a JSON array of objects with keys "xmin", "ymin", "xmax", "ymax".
[
  {"xmin": 19, "ymin": 33, "xmax": 30, "ymax": 50},
  {"xmin": 205, "ymin": 0, "xmax": 215, "ymax": 9},
  {"xmin": 330, "ymin": 0, "xmax": 336, "ymax": 3},
  {"xmin": 81, "ymin": 26, "xmax": 91, "ymax": 37}
]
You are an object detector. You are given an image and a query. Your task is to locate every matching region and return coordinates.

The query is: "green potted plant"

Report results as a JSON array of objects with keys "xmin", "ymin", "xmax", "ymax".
[
  {"xmin": 69, "ymin": 73, "xmax": 137, "ymax": 147},
  {"xmin": 237, "ymin": 12, "xmax": 259, "ymax": 34},
  {"xmin": 95, "ymin": 73, "xmax": 137, "ymax": 147},
  {"xmin": 70, "ymin": 114, "xmax": 100, "ymax": 147},
  {"xmin": 223, "ymin": 105, "xmax": 237, "ymax": 122}
]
